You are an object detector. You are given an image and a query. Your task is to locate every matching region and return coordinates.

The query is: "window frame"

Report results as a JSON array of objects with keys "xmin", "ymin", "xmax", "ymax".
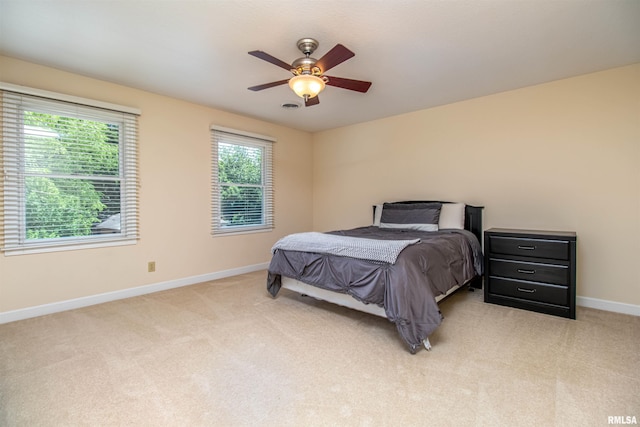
[
  {"xmin": 210, "ymin": 126, "xmax": 274, "ymax": 236},
  {"xmin": 1, "ymin": 83, "xmax": 140, "ymax": 255}
]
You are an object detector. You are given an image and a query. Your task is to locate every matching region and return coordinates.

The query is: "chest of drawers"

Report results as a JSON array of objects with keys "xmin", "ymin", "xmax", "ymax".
[{"xmin": 484, "ymin": 228, "xmax": 577, "ymax": 319}]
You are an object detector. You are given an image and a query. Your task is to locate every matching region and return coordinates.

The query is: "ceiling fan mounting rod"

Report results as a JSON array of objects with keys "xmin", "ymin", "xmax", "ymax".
[{"xmin": 291, "ymin": 37, "xmax": 322, "ymax": 76}]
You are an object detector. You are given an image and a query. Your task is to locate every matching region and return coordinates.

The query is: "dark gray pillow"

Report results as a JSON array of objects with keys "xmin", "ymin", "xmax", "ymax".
[{"xmin": 379, "ymin": 202, "xmax": 442, "ymax": 231}]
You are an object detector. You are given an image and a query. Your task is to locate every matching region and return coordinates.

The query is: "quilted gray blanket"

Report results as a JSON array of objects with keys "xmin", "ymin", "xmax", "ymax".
[{"xmin": 271, "ymin": 232, "xmax": 420, "ymax": 264}]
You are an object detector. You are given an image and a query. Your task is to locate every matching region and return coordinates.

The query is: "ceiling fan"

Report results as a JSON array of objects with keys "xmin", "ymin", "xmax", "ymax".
[{"xmin": 248, "ymin": 38, "xmax": 372, "ymax": 107}]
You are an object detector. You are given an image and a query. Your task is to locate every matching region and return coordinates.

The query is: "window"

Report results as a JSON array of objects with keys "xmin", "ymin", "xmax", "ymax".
[
  {"xmin": 211, "ymin": 126, "xmax": 274, "ymax": 235},
  {"xmin": 1, "ymin": 87, "xmax": 139, "ymax": 254}
]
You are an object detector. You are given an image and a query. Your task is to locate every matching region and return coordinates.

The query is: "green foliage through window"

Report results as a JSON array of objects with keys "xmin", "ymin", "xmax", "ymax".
[
  {"xmin": 23, "ymin": 111, "xmax": 121, "ymax": 240},
  {"xmin": 218, "ymin": 142, "xmax": 264, "ymax": 227}
]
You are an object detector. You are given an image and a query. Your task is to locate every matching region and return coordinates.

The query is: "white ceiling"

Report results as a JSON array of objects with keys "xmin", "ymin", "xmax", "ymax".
[{"xmin": 1, "ymin": 0, "xmax": 639, "ymax": 133}]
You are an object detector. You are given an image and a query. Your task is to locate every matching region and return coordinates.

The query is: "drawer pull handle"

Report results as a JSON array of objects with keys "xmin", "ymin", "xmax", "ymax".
[
  {"xmin": 517, "ymin": 245, "xmax": 536, "ymax": 250},
  {"xmin": 517, "ymin": 287, "xmax": 536, "ymax": 293},
  {"xmin": 517, "ymin": 269, "xmax": 536, "ymax": 274}
]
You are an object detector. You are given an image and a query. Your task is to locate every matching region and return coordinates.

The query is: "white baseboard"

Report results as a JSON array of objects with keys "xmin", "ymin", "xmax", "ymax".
[
  {"xmin": 0, "ymin": 262, "xmax": 269, "ymax": 324},
  {"xmin": 3, "ymin": 269, "xmax": 638, "ymax": 324},
  {"xmin": 577, "ymin": 296, "xmax": 640, "ymax": 317}
]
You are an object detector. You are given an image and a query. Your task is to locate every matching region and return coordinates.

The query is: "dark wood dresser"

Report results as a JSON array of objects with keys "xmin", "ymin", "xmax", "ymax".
[{"xmin": 484, "ymin": 228, "xmax": 577, "ymax": 319}]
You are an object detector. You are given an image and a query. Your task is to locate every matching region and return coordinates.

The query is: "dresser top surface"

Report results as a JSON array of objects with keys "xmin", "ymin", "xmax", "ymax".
[{"xmin": 485, "ymin": 228, "xmax": 577, "ymax": 240}]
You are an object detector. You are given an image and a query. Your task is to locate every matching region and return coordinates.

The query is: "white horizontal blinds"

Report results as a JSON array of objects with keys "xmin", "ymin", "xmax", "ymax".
[
  {"xmin": 120, "ymin": 110, "xmax": 139, "ymax": 241},
  {"xmin": 211, "ymin": 128, "xmax": 274, "ymax": 234},
  {"xmin": 1, "ymin": 90, "xmax": 139, "ymax": 252}
]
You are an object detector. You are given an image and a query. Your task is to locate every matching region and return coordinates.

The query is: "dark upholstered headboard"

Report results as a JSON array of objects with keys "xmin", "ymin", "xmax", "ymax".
[{"xmin": 372, "ymin": 201, "xmax": 484, "ymax": 244}]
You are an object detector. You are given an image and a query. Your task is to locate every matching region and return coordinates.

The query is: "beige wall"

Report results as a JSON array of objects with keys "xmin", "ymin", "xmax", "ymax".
[
  {"xmin": 313, "ymin": 64, "xmax": 640, "ymax": 306},
  {"xmin": 0, "ymin": 56, "xmax": 314, "ymax": 312},
  {"xmin": 2, "ymin": 56, "xmax": 638, "ymax": 314}
]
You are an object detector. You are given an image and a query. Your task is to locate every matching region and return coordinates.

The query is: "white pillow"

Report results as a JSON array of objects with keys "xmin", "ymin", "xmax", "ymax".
[{"xmin": 438, "ymin": 203, "xmax": 465, "ymax": 229}]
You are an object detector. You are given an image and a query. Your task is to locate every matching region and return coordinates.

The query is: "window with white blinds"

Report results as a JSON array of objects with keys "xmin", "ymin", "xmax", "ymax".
[
  {"xmin": 1, "ymin": 89, "xmax": 140, "ymax": 254},
  {"xmin": 211, "ymin": 127, "xmax": 274, "ymax": 235}
]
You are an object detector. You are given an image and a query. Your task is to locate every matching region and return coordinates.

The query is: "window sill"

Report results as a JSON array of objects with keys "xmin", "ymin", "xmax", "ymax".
[
  {"xmin": 2, "ymin": 238, "xmax": 137, "ymax": 256},
  {"xmin": 211, "ymin": 227, "xmax": 273, "ymax": 237}
]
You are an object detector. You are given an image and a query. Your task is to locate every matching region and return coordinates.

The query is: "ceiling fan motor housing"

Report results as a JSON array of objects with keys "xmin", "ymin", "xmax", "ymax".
[{"xmin": 291, "ymin": 57, "xmax": 321, "ymax": 75}]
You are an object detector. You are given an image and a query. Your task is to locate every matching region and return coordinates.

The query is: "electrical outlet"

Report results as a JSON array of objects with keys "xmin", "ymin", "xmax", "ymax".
[{"xmin": 148, "ymin": 261, "xmax": 156, "ymax": 272}]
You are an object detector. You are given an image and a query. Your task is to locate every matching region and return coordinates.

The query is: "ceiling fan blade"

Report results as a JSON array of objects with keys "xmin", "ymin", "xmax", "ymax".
[
  {"xmin": 305, "ymin": 96, "xmax": 320, "ymax": 107},
  {"xmin": 315, "ymin": 44, "xmax": 355, "ymax": 73},
  {"xmin": 248, "ymin": 79, "xmax": 289, "ymax": 91},
  {"xmin": 248, "ymin": 50, "xmax": 292, "ymax": 71},
  {"xmin": 325, "ymin": 76, "xmax": 372, "ymax": 93}
]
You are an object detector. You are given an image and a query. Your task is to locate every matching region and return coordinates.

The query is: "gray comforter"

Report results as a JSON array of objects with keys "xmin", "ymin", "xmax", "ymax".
[{"xmin": 267, "ymin": 226, "xmax": 483, "ymax": 353}]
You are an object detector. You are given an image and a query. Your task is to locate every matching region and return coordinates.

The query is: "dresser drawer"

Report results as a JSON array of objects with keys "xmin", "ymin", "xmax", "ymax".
[
  {"xmin": 489, "ymin": 277, "xmax": 568, "ymax": 306},
  {"xmin": 488, "ymin": 236, "xmax": 569, "ymax": 260},
  {"xmin": 489, "ymin": 258, "xmax": 569, "ymax": 285}
]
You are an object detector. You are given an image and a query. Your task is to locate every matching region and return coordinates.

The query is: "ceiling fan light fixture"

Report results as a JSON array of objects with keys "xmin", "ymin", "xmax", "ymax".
[{"xmin": 288, "ymin": 74, "xmax": 325, "ymax": 99}]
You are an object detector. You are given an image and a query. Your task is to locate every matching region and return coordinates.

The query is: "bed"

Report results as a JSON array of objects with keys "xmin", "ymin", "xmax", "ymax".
[{"xmin": 267, "ymin": 201, "xmax": 484, "ymax": 353}]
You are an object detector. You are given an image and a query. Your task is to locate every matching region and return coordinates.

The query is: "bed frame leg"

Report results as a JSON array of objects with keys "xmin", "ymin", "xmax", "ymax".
[{"xmin": 468, "ymin": 275, "xmax": 483, "ymax": 291}]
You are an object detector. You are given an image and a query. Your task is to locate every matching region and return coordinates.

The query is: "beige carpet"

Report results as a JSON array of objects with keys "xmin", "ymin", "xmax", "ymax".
[{"xmin": 1, "ymin": 270, "xmax": 639, "ymax": 426}]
